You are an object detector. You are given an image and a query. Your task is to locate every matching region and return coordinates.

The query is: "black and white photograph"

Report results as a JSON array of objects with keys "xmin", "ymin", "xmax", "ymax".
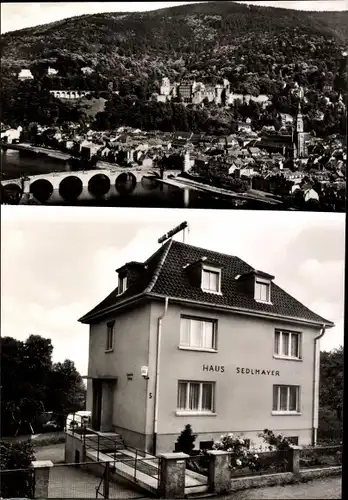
[
  {"xmin": 0, "ymin": 207, "xmax": 345, "ymax": 498},
  {"xmin": 0, "ymin": 1, "xmax": 345, "ymax": 500},
  {"xmin": 0, "ymin": 1, "xmax": 347, "ymax": 210}
]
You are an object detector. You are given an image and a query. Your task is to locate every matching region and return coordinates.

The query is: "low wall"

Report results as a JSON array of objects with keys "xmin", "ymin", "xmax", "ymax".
[
  {"xmin": 229, "ymin": 466, "xmax": 341, "ymax": 492},
  {"xmin": 65, "ymin": 431, "xmax": 85, "ymax": 463}
]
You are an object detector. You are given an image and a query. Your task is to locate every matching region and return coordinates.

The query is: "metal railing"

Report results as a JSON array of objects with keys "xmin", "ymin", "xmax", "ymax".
[
  {"xmin": 229, "ymin": 449, "xmax": 291, "ymax": 478},
  {"xmin": 67, "ymin": 421, "xmax": 160, "ymax": 490},
  {"xmin": 299, "ymin": 445, "xmax": 342, "ymax": 469},
  {"xmin": 186, "ymin": 453, "xmax": 209, "ymax": 477}
]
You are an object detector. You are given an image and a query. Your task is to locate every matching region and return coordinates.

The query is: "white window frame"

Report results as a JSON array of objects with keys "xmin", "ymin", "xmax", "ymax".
[
  {"xmin": 106, "ymin": 321, "xmax": 114, "ymax": 352},
  {"xmin": 201, "ymin": 265, "xmax": 222, "ymax": 294},
  {"xmin": 274, "ymin": 330, "xmax": 302, "ymax": 360},
  {"xmin": 272, "ymin": 385, "xmax": 301, "ymax": 415},
  {"xmin": 254, "ymin": 277, "xmax": 271, "ymax": 303},
  {"xmin": 179, "ymin": 316, "xmax": 217, "ymax": 352},
  {"xmin": 118, "ymin": 276, "xmax": 127, "ymax": 295},
  {"xmin": 176, "ymin": 381, "xmax": 216, "ymax": 416}
]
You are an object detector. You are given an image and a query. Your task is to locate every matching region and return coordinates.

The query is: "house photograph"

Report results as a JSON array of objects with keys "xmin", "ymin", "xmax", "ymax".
[{"xmin": 1, "ymin": 205, "xmax": 344, "ymax": 497}]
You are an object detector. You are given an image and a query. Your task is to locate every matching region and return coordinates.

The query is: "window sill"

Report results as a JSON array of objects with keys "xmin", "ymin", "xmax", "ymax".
[
  {"xmin": 255, "ymin": 299, "xmax": 273, "ymax": 305},
  {"xmin": 105, "ymin": 349, "xmax": 114, "ymax": 353},
  {"xmin": 273, "ymin": 355, "xmax": 302, "ymax": 362},
  {"xmin": 272, "ymin": 411, "xmax": 302, "ymax": 416},
  {"xmin": 178, "ymin": 346, "xmax": 218, "ymax": 353},
  {"xmin": 176, "ymin": 411, "xmax": 217, "ymax": 417},
  {"xmin": 201, "ymin": 289, "xmax": 223, "ymax": 295}
]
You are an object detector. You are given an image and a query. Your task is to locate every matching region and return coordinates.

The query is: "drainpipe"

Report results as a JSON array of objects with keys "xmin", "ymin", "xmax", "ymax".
[
  {"xmin": 312, "ymin": 324, "xmax": 326, "ymax": 446},
  {"xmin": 153, "ymin": 297, "xmax": 169, "ymax": 456}
]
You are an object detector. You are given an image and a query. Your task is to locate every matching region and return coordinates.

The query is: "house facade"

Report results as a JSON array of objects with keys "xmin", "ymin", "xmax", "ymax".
[{"xmin": 79, "ymin": 239, "xmax": 333, "ymax": 455}]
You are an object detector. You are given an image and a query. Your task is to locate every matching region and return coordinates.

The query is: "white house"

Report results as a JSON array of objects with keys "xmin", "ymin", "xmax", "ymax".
[
  {"xmin": 18, "ymin": 69, "xmax": 34, "ymax": 81},
  {"xmin": 1, "ymin": 126, "xmax": 23, "ymax": 144},
  {"xmin": 47, "ymin": 67, "xmax": 58, "ymax": 76}
]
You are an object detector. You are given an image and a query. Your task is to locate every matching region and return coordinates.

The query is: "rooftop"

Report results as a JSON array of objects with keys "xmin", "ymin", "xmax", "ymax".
[{"xmin": 79, "ymin": 240, "xmax": 333, "ymax": 328}]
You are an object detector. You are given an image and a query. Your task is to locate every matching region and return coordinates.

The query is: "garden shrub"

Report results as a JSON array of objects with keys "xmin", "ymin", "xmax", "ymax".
[{"xmin": 0, "ymin": 438, "xmax": 35, "ymax": 498}]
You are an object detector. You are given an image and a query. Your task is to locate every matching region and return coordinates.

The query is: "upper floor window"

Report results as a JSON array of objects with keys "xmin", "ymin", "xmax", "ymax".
[
  {"xmin": 180, "ymin": 316, "xmax": 217, "ymax": 351},
  {"xmin": 106, "ymin": 321, "xmax": 115, "ymax": 351},
  {"xmin": 118, "ymin": 276, "xmax": 127, "ymax": 295},
  {"xmin": 201, "ymin": 266, "xmax": 221, "ymax": 293},
  {"xmin": 177, "ymin": 381, "xmax": 215, "ymax": 414},
  {"xmin": 272, "ymin": 385, "xmax": 300, "ymax": 414},
  {"xmin": 274, "ymin": 330, "xmax": 301, "ymax": 359},
  {"xmin": 255, "ymin": 279, "xmax": 271, "ymax": 303}
]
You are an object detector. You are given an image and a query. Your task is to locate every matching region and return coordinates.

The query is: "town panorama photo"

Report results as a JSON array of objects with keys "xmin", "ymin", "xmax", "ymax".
[{"xmin": 1, "ymin": 0, "xmax": 347, "ymax": 210}]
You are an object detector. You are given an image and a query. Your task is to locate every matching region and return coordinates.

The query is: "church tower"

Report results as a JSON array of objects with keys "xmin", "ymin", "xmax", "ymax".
[{"xmin": 293, "ymin": 102, "xmax": 306, "ymax": 158}]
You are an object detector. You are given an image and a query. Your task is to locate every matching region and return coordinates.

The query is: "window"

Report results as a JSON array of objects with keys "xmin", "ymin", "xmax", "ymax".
[
  {"xmin": 106, "ymin": 321, "xmax": 114, "ymax": 351},
  {"xmin": 255, "ymin": 279, "xmax": 271, "ymax": 302},
  {"xmin": 288, "ymin": 436, "xmax": 299, "ymax": 446},
  {"xmin": 201, "ymin": 267, "xmax": 221, "ymax": 293},
  {"xmin": 177, "ymin": 381, "xmax": 215, "ymax": 414},
  {"xmin": 180, "ymin": 317, "xmax": 217, "ymax": 350},
  {"xmin": 274, "ymin": 330, "xmax": 301, "ymax": 359},
  {"xmin": 200, "ymin": 441, "xmax": 214, "ymax": 451},
  {"xmin": 118, "ymin": 276, "xmax": 127, "ymax": 295},
  {"xmin": 272, "ymin": 385, "xmax": 300, "ymax": 413}
]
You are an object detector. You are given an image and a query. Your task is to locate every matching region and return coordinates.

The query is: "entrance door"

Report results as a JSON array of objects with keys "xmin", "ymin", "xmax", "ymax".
[{"xmin": 92, "ymin": 379, "xmax": 102, "ymax": 431}]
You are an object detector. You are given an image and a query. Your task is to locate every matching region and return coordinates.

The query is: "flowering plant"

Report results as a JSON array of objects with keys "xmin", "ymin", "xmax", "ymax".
[
  {"xmin": 213, "ymin": 433, "xmax": 261, "ymax": 472},
  {"xmin": 257, "ymin": 429, "xmax": 292, "ymax": 451}
]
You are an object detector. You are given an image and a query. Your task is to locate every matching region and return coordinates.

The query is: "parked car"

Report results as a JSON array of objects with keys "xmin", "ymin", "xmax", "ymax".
[{"xmin": 66, "ymin": 410, "xmax": 91, "ymax": 429}]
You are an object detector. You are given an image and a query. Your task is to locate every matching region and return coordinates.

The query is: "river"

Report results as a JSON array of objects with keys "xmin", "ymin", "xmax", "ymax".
[{"xmin": 0, "ymin": 149, "xmax": 270, "ymax": 209}]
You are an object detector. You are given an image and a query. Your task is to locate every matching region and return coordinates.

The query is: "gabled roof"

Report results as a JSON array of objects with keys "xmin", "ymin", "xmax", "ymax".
[{"xmin": 79, "ymin": 240, "xmax": 333, "ymax": 327}]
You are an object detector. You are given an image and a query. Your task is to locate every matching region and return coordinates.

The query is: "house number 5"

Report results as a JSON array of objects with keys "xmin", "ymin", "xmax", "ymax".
[{"xmin": 149, "ymin": 393, "xmax": 153, "ymax": 399}]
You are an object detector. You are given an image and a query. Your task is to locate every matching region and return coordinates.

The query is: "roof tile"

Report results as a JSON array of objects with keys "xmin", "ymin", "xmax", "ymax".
[{"xmin": 79, "ymin": 240, "xmax": 332, "ymax": 326}]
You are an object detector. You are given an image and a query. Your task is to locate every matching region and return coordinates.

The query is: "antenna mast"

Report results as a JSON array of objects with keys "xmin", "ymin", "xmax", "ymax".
[{"xmin": 158, "ymin": 222, "xmax": 189, "ymax": 245}]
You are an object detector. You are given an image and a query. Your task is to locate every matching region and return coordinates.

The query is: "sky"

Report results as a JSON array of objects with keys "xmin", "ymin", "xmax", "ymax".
[
  {"xmin": 1, "ymin": 206, "xmax": 345, "ymax": 376},
  {"xmin": 1, "ymin": 1, "xmax": 347, "ymax": 34}
]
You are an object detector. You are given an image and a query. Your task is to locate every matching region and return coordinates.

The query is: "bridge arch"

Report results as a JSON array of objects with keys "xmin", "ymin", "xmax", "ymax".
[
  {"xmin": 30, "ymin": 179, "xmax": 54, "ymax": 203},
  {"xmin": 1, "ymin": 183, "xmax": 23, "ymax": 204},
  {"xmin": 59, "ymin": 175, "xmax": 83, "ymax": 202},
  {"xmin": 115, "ymin": 172, "xmax": 137, "ymax": 195},
  {"xmin": 141, "ymin": 176, "xmax": 159, "ymax": 190},
  {"xmin": 88, "ymin": 174, "xmax": 111, "ymax": 198}
]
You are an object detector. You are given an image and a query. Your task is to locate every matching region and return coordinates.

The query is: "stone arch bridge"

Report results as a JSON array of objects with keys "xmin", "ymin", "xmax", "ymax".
[{"xmin": 1, "ymin": 167, "xmax": 161, "ymax": 204}]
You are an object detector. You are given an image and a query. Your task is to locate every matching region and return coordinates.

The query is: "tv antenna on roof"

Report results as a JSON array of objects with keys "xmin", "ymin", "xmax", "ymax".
[{"xmin": 158, "ymin": 221, "xmax": 189, "ymax": 245}]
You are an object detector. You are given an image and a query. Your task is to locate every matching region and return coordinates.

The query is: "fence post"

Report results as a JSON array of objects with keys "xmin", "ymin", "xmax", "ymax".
[
  {"xmin": 287, "ymin": 445, "xmax": 302, "ymax": 475},
  {"xmin": 103, "ymin": 462, "xmax": 110, "ymax": 499},
  {"xmin": 31, "ymin": 460, "xmax": 54, "ymax": 499},
  {"xmin": 206, "ymin": 450, "xmax": 231, "ymax": 495},
  {"xmin": 158, "ymin": 452, "xmax": 189, "ymax": 498}
]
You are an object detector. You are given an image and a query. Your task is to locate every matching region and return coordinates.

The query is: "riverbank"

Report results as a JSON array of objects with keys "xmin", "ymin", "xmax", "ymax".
[{"xmin": 157, "ymin": 175, "xmax": 283, "ymax": 206}]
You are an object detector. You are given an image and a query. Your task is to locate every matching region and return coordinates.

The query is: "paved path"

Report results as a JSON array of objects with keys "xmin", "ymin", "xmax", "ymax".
[{"xmin": 220, "ymin": 476, "xmax": 342, "ymax": 499}]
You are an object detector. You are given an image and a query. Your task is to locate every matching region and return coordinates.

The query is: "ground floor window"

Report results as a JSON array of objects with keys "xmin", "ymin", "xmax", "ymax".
[
  {"xmin": 177, "ymin": 381, "xmax": 215, "ymax": 413},
  {"xmin": 272, "ymin": 385, "xmax": 300, "ymax": 413}
]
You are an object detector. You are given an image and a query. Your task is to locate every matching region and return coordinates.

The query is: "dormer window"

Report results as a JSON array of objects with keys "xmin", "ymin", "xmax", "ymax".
[
  {"xmin": 255, "ymin": 279, "xmax": 271, "ymax": 303},
  {"xmin": 118, "ymin": 275, "xmax": 127, "ymax": 295},
  {"xmin": 202, "ymin": 267, "xmax": 221, "ymax": 293},
  {"xmin": 184, "ymin": 257, "xmax": 222, "ymax": 294},
  {"xmin": 237, "ymin": 269, "xmax": 273, "ymax": 304}
]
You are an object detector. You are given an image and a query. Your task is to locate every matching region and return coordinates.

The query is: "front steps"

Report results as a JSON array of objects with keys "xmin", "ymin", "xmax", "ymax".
[{"xmin": 84, "ymin": 431, "xmax": 125, "ymax": 452}]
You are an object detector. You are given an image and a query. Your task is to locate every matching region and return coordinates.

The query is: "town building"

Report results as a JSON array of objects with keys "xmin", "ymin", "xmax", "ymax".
[
  {"xmin": 47, "ymin": 67, "xmax": 58, "ymax": 76},
  {"xmin": 79, "ymin": 237, "xmax": 333, "ymax": 455},
  {"xmin": 50, "ymin": 90, "xmax": 92, "ymax": 100},
  {"xmin": 18, "ymin": 69, "xmax": 34, "ymax": 81}
]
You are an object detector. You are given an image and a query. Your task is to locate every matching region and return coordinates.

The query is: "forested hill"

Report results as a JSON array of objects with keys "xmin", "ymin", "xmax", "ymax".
[{"xmin": 1, "ymin": 1, "xmax": 347, "ymax": 77}]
